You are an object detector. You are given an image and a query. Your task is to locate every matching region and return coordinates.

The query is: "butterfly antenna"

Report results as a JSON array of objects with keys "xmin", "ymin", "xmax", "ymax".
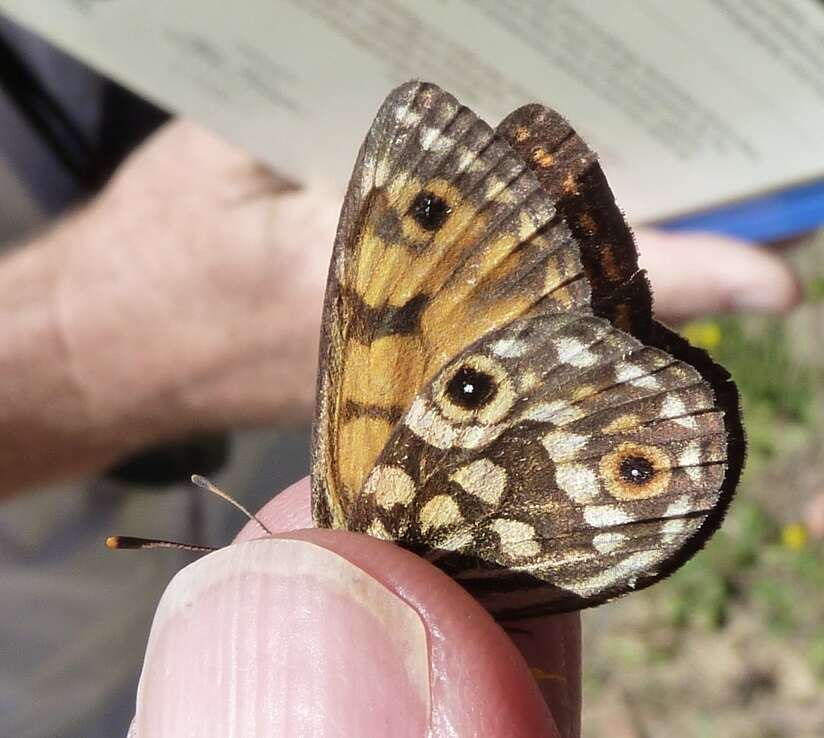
[
  {"xmin": 190, "ymin": 474, "xmax": 274, "ymax": 536},
  {"xmin": 106, "ymin": 535, "xmax": 215, "ymax": 553}
]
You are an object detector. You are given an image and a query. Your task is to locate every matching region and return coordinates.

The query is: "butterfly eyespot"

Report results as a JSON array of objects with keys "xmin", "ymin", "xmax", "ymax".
[
  {"xmin": 409, "ymin": 191, "xmax": 452, "ymax": 231},
  {"xmin": 434, "ymin": 354, "xmax": 516, "ymax": 425},
  {"xmin": 599, "ymin": 442, "xmax": 672, "ymax": 501},
  {"xmin": 619, "ymin": 456, "xmax": 655, "ymax": 485},
  {"xmin": 445, "ymin": 366, "xmax": 497, "ymax": 410}
]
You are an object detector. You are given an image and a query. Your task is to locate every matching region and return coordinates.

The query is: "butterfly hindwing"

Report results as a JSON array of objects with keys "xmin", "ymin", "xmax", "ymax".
[{"xmin": 346, "ymin": 311, "xmax": 731, "ymax": 619}]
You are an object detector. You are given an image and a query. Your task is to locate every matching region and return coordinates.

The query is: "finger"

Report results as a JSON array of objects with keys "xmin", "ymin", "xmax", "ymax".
[
  {"xmin": 635, "ymin": 228, "xmax": 802, "ymax": 322},
  {"xmin": 131, "ymin": 479, "xmax": 579, "ymax": 737},
  {"xmin": 241, "ymin": 480, "xmax": 581, "ymax": 737}
]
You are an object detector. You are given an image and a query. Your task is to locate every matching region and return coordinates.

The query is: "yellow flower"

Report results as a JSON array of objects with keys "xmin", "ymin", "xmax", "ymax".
[
  {"xmin": 782, "ymin": 523, "xmax": 808, "ymax": 551},
  {"xmin": 683, "ymin": 321, "xmax": 722, "ymax": 351}
]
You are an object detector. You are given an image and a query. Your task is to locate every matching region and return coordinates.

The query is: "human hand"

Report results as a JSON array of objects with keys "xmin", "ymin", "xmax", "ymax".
[
  {"xmin": 0, "ymin": 119, "xmax": 800, "ymax": 496},
  {"xmin": 59, "ymin": 120, "xmax": 340, "ymax": 436},
  {"xmin": 0, "ymin": 120, "xmax": 341, "ymax": 495},
  {"xmin": 634, "ymin": 228, "xmax": 800, "ymax": 322},
  {"xmin": 130, "ymin": 479, "xmax": 578, "ymax": 737},
  {"xmin": 59, "ymin": 120, "xmax": 801, "ymax": 443}
]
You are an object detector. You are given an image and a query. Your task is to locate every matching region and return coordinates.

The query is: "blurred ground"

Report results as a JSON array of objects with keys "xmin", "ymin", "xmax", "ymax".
[{"xmin": 582, "ymin": 230, "xmax": 824, "ymax": 738}]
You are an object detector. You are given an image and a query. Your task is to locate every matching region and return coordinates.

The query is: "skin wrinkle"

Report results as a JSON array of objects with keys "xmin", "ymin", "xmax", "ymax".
[
  {"xmin": 49, "ymin": 312, "xmax": 94, "ymax": 432},
  {"xmin": 58, "ymin": 207, "xmax": 181, "ymax": 434},
  {"xmin": 55, "ymin": 235, "xmax": 185, "ymax": 445},
  {"xmin": 45, "ymin": 230, "xmax": 97, "ymax": 433}
]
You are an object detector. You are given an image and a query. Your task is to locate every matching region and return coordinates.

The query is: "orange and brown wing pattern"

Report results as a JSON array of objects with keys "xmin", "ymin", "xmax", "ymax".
[
  {"xmin": 312, "ymin": 82, "xmax": 593, "ymax": 527},
  {"xmin": 497, "ymin": 104, "xmax": 653, "ymax": 336}
]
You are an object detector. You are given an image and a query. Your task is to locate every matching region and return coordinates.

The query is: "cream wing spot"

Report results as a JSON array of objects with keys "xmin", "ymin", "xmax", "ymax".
[
  {"xmin": 456, "ymin": 147, "xmax": 476, "ymax": 172},
  {"xmin": 661, "ymin": 395, "xmax": 686, "ymax": 416},
  {"xmin": 559, "ymin": 550, "xmax": 664, "ymax": 597},
  {"xmin": 542, "ymin": 430, "xmax": 589, "ymax": 462},
  {"xmin": 615, "ymin": 361, "xmax": 661, "ymax": 390},
  {"xmin": 450, "ymin": 459, "xmax": 508, "ymax": 506},
  {"xmin": 518, "ymin": 209, "xmax": 550, "ymax": 241},
  {"xmin": 420, "ymin": 126, "xmax": 452, "ymax": 152},
  {"xmin": 403, "ymin": 110, "xmax": 423, "ymax": 128},
  {"xmin": 632, "ymin": 374, "xmax": 661, "ymax": 390},
  {"xmin": 678, "ymin": 441, "xmax": 703, "ymax": 481},
  {"xmin": 484, "ymin": 176, "xmax": 508, "ymax": 201},
  {"xmin": 660, "ymin": 496, "xmax": 696, "ymax": 544},
  {"xmin": 364, "ymin": 465, "xmax": 417, "ymax": 509},
  {"xmin": 603, "ymin": 414, "xmax": 641, "ymax": 434},
  {"xmin": 555, "ymin": 464, "xmax": 599, "ymax": 503},
  {"xmin": 468, "ymin": 155, "xmax": 487, "ymax": 173},
  {"xmin": 614, "ymin": 362, "xmax": 642, "ymax": 383},
  {"xmin": 490, "ymin": 519, "xmax": 541, "ymax": 558},
  {"xmin": 419, "ymin": 126, "xmax": 438, "ymax": 150},
  {"xmin": 425, "ymin": 529, "xmax": 475, "ymax": 558},
  {"xmin": 661, "ymin": 395, "xmax": 699, "ymax": 429},
  {"xmin": 406, "ymin": 397, "xmax": 456, "ymax": 450},
  {"xmin": 490, "ymin": 337, "xmax": 529, "ymax": 358},
  {"xmin": 663, "ymin": 495, "xmax": 691, "ymax": 519},
  {"xmin": 374, "ymin": 159, "xmax": 391, "ymax": 187},
  {"xmin": 518, "ymin": 369, "xmax": 541, "ymax": 393},
  {"xmin": 584, "ymin": 505, "xmax": 634, "ymax": 528},
  {"xmin": 367, "ymin": 519, "xmax": 393, "ymax": 541},
  {"xmin": 663, "ymin": 518, "xmax": 702, "ymax": 545},
  {"xmin": 555, "ymin": 337, "xmax": 598, "ymax": 368},
  {"xmin": 455, "ymin": 423, "xmax": 508, "ymax": 449},
  {"xmin": 405, "ymin": 397, "xmax": 510, "ymax": 451},
  {"xmin": 419, "ymin": 494, "xmax": 463, "ymax": 533},
  {"xmin": 592, "ymin": 531, "xmax": 628, "ymax": 554},
  {"xmin": 661, "ymin": 518, "xmax": 685, "ymax": 544}
]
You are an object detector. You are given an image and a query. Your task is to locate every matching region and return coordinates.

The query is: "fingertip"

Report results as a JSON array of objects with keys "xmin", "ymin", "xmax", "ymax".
[
  {"xmin": 143, "ymin": 473, "xmax": 563, "ymax": 737},
  {"xmin": 726, "ymin": 242, "xmax": 803, "ymax": 314},
  {"xmin": 636, "ymin": 229, "xmax": 803, "ymax": 321},
  {"xmin": 289, "ymin": 529, "xmax": 560, "ymax": 736},
  {"xmin": 134, "ymin": 537, "xmax": 431, "ymax": 736},
  {"xmin": 234, "ymin": 476, "xmax": 313, "ymax": 539},
  {"xmin": 134, "ymin": 532, "xmax": 560, "ymax": 737},
  {"xmin": 151, "ymin": 479, "xmax": 569, "ymax": 736}
]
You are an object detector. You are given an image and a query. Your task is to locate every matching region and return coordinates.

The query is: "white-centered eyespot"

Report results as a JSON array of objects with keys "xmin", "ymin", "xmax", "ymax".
[
  {"xmin": 598, "ymin": 442, "xmax": 672, "ymax": 501},
  {"xmin": 432, "ymin": 353, "xmax": 516, "ymax": 426}
]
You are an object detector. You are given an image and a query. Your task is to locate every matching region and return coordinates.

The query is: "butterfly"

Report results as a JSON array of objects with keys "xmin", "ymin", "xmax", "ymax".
[{"xmin": 310, "ymin": 81, "xmax": 745, "ymax": 621}]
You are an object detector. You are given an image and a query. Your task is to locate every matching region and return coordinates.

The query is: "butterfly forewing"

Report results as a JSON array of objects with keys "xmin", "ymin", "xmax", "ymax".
[
  {"xmin": 312, "ymin": 81, "xmax": 744, "ymax": 618},
  {"xmin": 313, "ymin": 82, "xmax": 593, "ymax": 528}
]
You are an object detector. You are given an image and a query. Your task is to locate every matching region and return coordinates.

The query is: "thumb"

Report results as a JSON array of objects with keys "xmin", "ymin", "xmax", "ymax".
[{"xmin": 130, "ymin": 479, "xmax": 569, "ymax": 737}]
